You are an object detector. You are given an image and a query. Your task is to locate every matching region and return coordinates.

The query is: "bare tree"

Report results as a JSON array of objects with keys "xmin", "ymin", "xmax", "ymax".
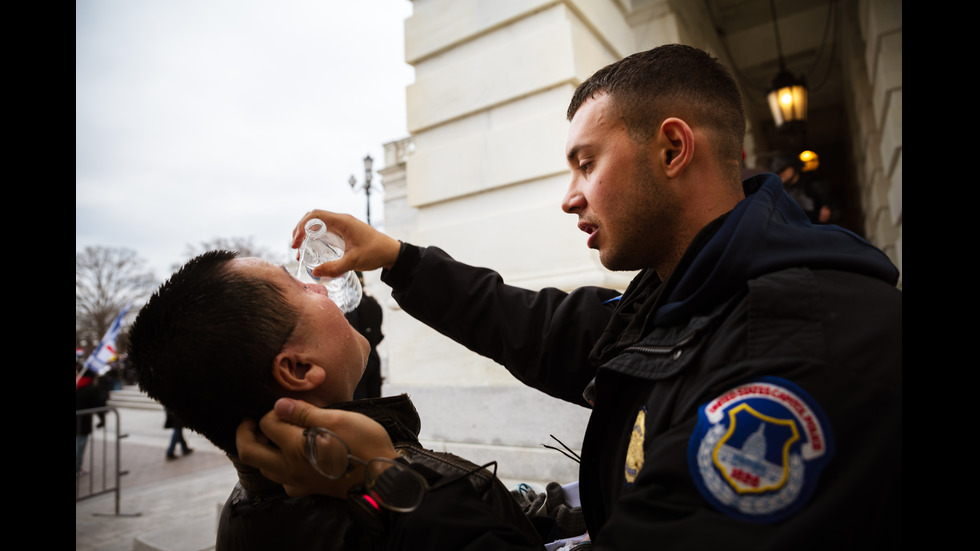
[
  {"xmin": 76, "ymin": 246, "xmax": 157, "ymax": 351},
  {"xmin": 177, "ymin": 236, "xmax": 281, "ymax": 272}
]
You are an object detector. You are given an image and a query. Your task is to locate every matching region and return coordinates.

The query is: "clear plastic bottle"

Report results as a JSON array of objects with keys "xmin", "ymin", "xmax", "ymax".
[{"xmin": 296, "ymin": 218, "xmax": 363, "ymax": 313}]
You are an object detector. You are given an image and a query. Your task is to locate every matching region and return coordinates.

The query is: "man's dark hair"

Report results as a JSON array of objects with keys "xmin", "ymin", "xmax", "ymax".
[
  {"xmin": 567, "ymin": 44, "xmax": 746, "ymax": 178},
  {"xmin": 127, "ymin": 250, "xmax": 299, "ymax": 455}
]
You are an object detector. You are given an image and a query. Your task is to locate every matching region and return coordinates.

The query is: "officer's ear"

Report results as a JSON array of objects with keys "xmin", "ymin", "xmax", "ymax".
[{"xmin": 658, "ymin": 117, "xmax": 694, "ymax": 178}]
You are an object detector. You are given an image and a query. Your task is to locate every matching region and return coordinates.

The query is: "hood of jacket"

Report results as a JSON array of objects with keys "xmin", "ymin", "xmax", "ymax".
[
  {"xmin": 657, "ymin": 173, "xmax": 898, "ymax": 324},
  {"xmin": 591, "ymin": 174, "xmax": 899, "ymax": 363}
]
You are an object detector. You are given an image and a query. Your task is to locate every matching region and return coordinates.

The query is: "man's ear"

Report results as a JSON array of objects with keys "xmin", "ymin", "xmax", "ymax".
[
  {"xmin": 272, "ymin": 346, "xmax": 326, "ymax": 393},
  {"xmin": 658, "ymin": 117, "xmax": 694, "ymax": 178}
]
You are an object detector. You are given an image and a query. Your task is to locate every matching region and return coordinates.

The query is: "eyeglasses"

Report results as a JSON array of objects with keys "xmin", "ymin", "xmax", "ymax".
[{"xmin": 303, "ymin": 426, "xmax": 497, "ymax": 513}]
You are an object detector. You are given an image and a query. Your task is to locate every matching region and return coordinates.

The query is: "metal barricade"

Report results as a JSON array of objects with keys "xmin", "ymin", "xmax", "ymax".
[{"xmin": 75, "ymin": 405, "xmax": 140, "ymax": 517}]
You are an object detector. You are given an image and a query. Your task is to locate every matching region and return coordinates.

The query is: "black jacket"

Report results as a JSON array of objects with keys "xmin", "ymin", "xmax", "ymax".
[
  {"xmin": 76, "ymin": 376, "xmax": 107, "ymax": 436},
  {"xmin": 216, "ymin": 394, "xmax": 538, "ymax": 550},
  {"xmin": 379, "ymin": 174, "xmax": 902, "ymax": 549}
]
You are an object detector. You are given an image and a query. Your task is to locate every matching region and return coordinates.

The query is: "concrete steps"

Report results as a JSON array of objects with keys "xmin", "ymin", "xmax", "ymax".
[{"xmin": 108, "ymin": 385, "xmax": 163, "ymax": 411}]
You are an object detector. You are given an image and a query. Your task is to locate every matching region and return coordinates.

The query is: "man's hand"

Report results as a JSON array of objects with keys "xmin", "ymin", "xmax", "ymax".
[
  {"xmin": 291, "ymin": 210, "xmax": 402, "ymax": 276},
  {"xmin": 236, "ymin": 398, "xmax": 398, "ymax": 498}
]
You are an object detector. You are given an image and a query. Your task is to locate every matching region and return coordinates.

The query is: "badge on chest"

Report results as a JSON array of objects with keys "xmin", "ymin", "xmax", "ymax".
[{"xmin": 624, "ymin": 407, "xmax": 646, "ymax": 485}]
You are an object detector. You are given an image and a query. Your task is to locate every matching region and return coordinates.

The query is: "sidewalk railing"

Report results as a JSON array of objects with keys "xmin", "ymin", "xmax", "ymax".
[{"xmin": 75, "ymin": 405, "xmax": 140, "ymax": 517}]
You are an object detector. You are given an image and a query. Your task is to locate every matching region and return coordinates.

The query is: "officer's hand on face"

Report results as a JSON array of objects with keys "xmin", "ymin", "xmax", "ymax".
[
  {"xmin": 236, "ymin": 398, "xmax": 398, "ymax": 498},
  {"xmin": 291, "ymin": 210, "xmax": 402, "ymax": 276}
]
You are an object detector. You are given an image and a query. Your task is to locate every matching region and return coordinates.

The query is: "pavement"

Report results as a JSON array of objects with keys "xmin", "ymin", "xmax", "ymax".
[{"xmin": 76, "ymin": 405, "xmax": 238, "ymax": 551}]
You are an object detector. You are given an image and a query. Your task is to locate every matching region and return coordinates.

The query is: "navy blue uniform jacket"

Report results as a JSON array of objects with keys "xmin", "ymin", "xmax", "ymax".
[{"xmin": 379, "ymin": 174, "xmax": 902, "ymax": 550}]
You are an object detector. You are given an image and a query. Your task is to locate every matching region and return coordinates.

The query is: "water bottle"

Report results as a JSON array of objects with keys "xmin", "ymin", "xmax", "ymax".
[{"xmin": 296, "ymin": 218, "xmax": 363, "ymax": 313}]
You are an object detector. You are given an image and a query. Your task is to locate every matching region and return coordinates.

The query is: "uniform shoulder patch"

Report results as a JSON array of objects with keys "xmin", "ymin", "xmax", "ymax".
[{"xmin": 687, "ymin": 376, "xmax": 834, "ymax": 523}]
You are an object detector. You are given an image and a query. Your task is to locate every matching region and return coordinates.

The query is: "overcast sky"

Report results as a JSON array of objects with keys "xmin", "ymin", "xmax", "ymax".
[{"xmin": 76, "ymin": 0, "xmax": 415, "ymax": 280}]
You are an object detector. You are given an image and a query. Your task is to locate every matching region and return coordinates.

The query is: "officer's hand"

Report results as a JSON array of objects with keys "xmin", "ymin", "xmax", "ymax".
[{"xmin": 291, "ymin": 210, "xmax": 401, "ymax": 276}]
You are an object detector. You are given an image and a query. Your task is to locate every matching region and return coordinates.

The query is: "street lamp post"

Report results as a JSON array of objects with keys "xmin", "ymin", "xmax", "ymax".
[{"xmin": 349, "ymin": 154, "xmax": 375, "ymax": 226}]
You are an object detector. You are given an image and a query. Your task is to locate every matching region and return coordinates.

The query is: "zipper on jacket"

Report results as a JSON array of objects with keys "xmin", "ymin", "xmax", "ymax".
[
  {"xmin": 583, "ymin": 332, "xmax": 699, "ymax": 406},
  {"xmin": 623, "ymin": 331, "xmax": 697, "ymax": 360}
]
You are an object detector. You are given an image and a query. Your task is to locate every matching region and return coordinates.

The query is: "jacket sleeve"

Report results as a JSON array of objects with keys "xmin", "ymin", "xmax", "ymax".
[{"xmin": 382, "ymin": 243, "xmax": 620, "ymax": 406}]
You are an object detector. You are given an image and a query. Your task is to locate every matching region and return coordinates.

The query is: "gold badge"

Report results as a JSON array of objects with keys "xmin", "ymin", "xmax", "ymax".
[{"xmin": 625, "ymin": 408, "xmax": 646, "ymax": 484}]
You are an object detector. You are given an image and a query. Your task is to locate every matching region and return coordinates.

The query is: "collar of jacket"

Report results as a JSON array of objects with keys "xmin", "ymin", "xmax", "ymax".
[
  {"xmin": 589, "ymin": 174, "xmax": 899, "ymax": 366},
  {"xmin": 588, "ymin": 210, "xmax": 727, "ymax": 366},
  {"xmin": 229, "ymin": 394, "xmax": 423, "ymax": 497},
  {"xmin": 655, "ymin": 174, "xmax": 897, "ymax": 326}
]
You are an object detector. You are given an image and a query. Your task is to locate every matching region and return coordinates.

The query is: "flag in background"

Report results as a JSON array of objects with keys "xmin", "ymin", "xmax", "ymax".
[{"xmin": 83, "ymin": 302, "xmax": 132, "ymax": 376}]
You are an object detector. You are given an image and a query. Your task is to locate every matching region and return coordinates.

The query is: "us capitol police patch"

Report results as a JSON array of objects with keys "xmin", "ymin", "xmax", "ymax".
[{"xmin": 687, "ymin": 376, "xmax": 834, "ymax": 523}]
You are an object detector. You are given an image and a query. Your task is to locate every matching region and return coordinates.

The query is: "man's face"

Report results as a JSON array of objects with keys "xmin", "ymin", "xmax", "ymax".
[
  {"xmin": 562, "ymin": 93, "xmax": 681, "ymax": 272},
  {"xmin": 229, "ymin": 258, "xmax": 369, "ymax": 404}
]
